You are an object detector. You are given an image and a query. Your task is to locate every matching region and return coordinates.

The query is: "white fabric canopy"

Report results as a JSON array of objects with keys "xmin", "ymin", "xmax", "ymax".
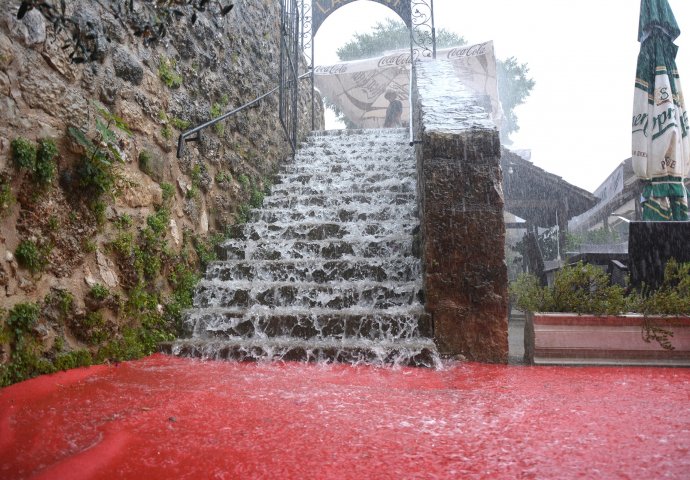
[{"xmin": 314, "ymin": 41, "xmax": 502, "ymax": 129}]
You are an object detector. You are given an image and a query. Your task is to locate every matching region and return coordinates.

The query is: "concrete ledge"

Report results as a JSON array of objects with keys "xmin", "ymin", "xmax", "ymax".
[{"xmin": 526, "ymin": 313, "xmax": 690, "ymax": 366}]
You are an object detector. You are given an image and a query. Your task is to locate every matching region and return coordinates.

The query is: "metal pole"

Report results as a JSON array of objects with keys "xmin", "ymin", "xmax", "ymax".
[
  {"xmin": 311, "ymin": 38, "xmax": 315, "ymax": 131},
  {"xmin": 431, "ymin": 0, "xmax": 436, "ymax": 59},
  {"xmin": 409, "ymin": 21, "xmax": 415, "ymax": 145}
]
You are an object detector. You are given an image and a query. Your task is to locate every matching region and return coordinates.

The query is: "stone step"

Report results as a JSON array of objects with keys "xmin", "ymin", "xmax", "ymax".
[
  {"xmin": 236, "ymin": 220, "xmax": 417, "ymax": 242},
  {"xmin": 219, "ymin": 237, "xmax": 416, "ymax": 261},
  {"xmin": 159, "ymin": 336, "xmax": 439, "ymax": 368},
  {"xmin": 193, "ymin": 279, "xmax": 422, "ymax": 309},
  {"xmin": 268, "ymin": 177, "xmax": 416, "ymax": 196},
  {"xmin": 182, "ymin": 306, "xmax": 431, "ymax": 340},
  {"xmin": 307, "ymin": 128, "xmax": 407, "ymax": 138},
  {"xmin": 274, "ymin": 169, "xmax": 415, "ymax": 187},
  {"xmin": 204, "ymin": 257, "xmax": 420, "ymax": 282},
  {"xmin": 247, "ymin": 205, "xmax": 417, "ymax": 224},
  {"xmin": 281, "ymin": 157, "xmax": 415, "ymax": 175},
  {"xmin": 262, "ymin": 192, "xmax": 416, "ymax": 209}
]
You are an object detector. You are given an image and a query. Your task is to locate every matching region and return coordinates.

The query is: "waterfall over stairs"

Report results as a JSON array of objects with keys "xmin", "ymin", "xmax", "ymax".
[{"xmin": 160, "ymin": 129, "xmax": 440, "ymax": 367}]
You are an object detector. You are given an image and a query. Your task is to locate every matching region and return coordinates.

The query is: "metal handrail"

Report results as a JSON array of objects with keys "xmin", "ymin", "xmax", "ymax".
[
  {"xmin": 176, "ymin": 71, "xmax": 312, "ymax": 158},
  {"xmin": 408, "ymin": 63, "xmax": 415, "ymax": 146}
]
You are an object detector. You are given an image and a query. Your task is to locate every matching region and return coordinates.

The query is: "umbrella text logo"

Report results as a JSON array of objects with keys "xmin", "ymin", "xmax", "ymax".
[
  {"xmin": 633, "ymin": 113, "xmax": 649, "ymax": 137},
  {"xmin": 656, "ymin": 86, "xmax": 671, "ymax": 106},
  {"xmin": 652, "ymin": 107, "xmax": 678, "ymax": 140}
]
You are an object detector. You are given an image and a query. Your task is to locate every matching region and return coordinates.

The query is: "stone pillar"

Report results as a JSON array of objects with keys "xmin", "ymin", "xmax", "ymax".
[{"xmin": 413, "ymin": 61, "xmax": 508, "ymax": 363}]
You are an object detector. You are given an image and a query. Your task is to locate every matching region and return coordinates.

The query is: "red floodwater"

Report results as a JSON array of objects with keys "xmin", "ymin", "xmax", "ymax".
[{"xmin": 1, "ymin": 355, "xmax": 689, "ymax": 479}]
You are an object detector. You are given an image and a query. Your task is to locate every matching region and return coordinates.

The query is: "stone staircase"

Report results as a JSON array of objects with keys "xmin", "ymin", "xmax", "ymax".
[{"xmin": 160, "ymin": 129, "xmax": 440, "ymax": 367}]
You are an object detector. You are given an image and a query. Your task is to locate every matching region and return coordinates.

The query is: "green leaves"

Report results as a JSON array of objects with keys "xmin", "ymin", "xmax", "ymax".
[
  {"xmin": 511, "ymin": 260, "xmax": 690, "ymax": 317},
  {"xmin": 7, "ymin": 303, "xmax": 40, "ymax": 339}
]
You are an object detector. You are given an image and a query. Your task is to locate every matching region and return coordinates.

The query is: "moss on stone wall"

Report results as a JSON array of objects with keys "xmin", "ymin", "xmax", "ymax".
[{"xmin": 0, "ymin": 0, "xmax": 323, "ymax": 386}]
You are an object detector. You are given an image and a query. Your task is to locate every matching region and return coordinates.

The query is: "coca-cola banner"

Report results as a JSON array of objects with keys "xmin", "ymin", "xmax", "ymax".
[
  {"xmin": 314, "ymin": 41, "xmax": 502, "ymax": 129},
  {"xmin": 312, "ymin": 0, "xmax": 412, "ymax": 34}
]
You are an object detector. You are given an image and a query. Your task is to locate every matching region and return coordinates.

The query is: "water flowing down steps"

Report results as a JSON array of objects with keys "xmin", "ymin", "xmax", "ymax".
[{"xmin": 160, "ymin": 129, "xmax": 440, "ymax": 367}]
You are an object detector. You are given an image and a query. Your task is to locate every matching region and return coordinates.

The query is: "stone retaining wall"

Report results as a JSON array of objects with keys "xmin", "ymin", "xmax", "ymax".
[{"xmin": 413, "ymin": 60, "xmax": 508, "ymax": 363}]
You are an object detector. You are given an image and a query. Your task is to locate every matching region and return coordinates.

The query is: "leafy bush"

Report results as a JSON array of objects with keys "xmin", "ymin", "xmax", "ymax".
[
  {"xmin": 54, "ymin": 349, "xmax": 93, "ymax": 371},
  {"xmin": 237, "ymin": 174, "xmax": 250, "ymax": 191},
  {"xmin": 114, "ymin": 213, "xmax": 133, "ymax": 230},
  {"xmin": 0, "ymin": 176, "xmax": 14, "ymax": 217},
  {"xmin": 170, "ymin": 117, "xmax": 190, "ymax": 130},
  {"xmin": 81, "ymin": 311, "xmax": 109, "ymax": 345},
  {"xmin": 34, "ymin": 139, "xmax": 58, "ymax": 185},
  {"xmin": 511, "ymin": 260, "xmax": 690, "ymax": 316},
  {"xmin": 160, "ymin": 182, "xmax": 175, "ymax": 203},
  {"xmin": 158, "ymin": 56, "xmax": 182, "ymax": 88},
  {"xmin": 138, "ymin": 150, "xmax": 152, "ymax": 175},
  {"xmin": 147, "ymin": 208, "xmax": 170, "ymax": 235},
  {"xmin": 210, "ymin": 102, "xmax": 224, "ymax": 135},
  {"xmin": 89, "ymin": 283, "xmax": 110, "ymax": 301},
  {"xmin": 0, "ymin": 337, "xmax": 55, "ymax": 387},
  {"xmin": 11, "ymin": 137, "xmax": 36, "ymax": 170},
  {"xmin": 15, "ymin": 239, "xmax": 50, "ymax": 274},
  {"xmin": 69, "ymin": 103, "xmax": 131, "ymax": 198},
  {"xmin": 53, "ymin": 289, "xmax": 74, "ymax": 317},
  {"xmin": 249, "ymin": 187, "xmax": 265, "ymax": 208},
  {"xmin": 7, "ymin": 302, "xmax": 40, "ymax": 338},
  {"xmin": 636, "ymin": 259, "xmax": 690, "ymax": 316}
]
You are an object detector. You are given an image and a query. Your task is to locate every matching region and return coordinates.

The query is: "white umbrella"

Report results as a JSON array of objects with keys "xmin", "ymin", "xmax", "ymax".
[{"xmin": 632, "ymin": 0, "xmax": 690, "ymax": 220}]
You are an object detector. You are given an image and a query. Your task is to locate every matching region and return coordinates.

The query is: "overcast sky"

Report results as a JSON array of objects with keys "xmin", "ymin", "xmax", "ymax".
[{"xmin": 312, "ymin": 0, "xmax": 690, "ymax": 193}]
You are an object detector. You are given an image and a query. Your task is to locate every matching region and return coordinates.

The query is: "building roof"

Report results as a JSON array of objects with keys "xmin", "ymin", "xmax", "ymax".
[{"xmin": 501, "ymin": 149, "xmax": 598, "ymax": 228}]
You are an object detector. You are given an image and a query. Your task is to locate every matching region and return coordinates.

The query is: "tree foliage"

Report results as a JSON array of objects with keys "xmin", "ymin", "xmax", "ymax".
[{"xmin": 332, "ymin": 19, "xmax": 535, "ymax": 143}]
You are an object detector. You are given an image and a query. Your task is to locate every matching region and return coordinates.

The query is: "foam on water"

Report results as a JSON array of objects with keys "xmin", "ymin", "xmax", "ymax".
[{"xmin": 166, "ymin": 128, "xmax": 440, "ymax": 367}]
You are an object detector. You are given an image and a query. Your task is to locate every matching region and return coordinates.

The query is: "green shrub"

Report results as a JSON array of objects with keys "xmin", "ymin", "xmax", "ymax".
[
  {"xmin": 237, "ymin": 203, "xmax": 251, "ymax": 224},
  {"xmin": 158, "ymin": 56, "xmax": 182, "ymax": 88},
  {"xmin": 170, "ymin": 117, "xmax": 191, "ymax": 130},
  {"xmin": 11, "ymin": 137, "xmax": 36, "ymax": 170},
  {"xmin": 75, "ymin": 154, "xmax": 114, "ymax": 195},
  {"xmin": 96, "ymin": 328, "xmax": 145, "ymax": 362},
  {"xmin": 89, "ymin": 283, "xmax": 110, "ymax": 301},
  {"xmin": 110, "ymin": 231, "xmax": 134, "ymax": 256},
  {"xmin": 54, "ymin": 349, "xmax": 93, "ymax": 371},
  {"xmin": 7, "ymin": 302, "xmax": 40, "ymax": 338},
  {"xmin": 55, "ymin": 290, "xmax": 74, "ymax": 317},
  {"xmin": 192, "ymin": 235, "xmax": 217, "ymax": 269},
  {"xmin": 15, "ymin": 239, "xmax": 49, "ymax": 274},
  {"xmin": 34, "ymin": 139, "xmax": 58, "ymax": 185},
  {"xmin": 0, "ymin": 337, "xmax": 55, "ymax": 387},
  {"xmin": 511, "ymin": 260, "xmax": 690, "ymax": 317},
  {"xmin": 125, "ymin": 284, "xmax": 158, "ymax": 316},
  {"xmin": 161, "ymin": 124, "xmax": 173, "ymax": 140},
  {"xmin": 160, "ymin": 182, "xmax": 175, "ymax": 203},
  {"xmin": 237, "ymin": 174, "xmax": 250, "ymax": 191},
  {"xmin": 637, "ymin": 259, "xmax": 690, "ymax": 316},
  {"xmin": 69, "ymin": 104, "xmax": 130, "ymax": 198},
  {"xmin": 210, "ymin": 103, "xmax": 224, "ymax": 135},
  {"xmin": 0, "ymin": 177, "xmax": 14, "ymax": 217},
  {"xmin": 510, "ymin": 262, "xmax": 628, "ymax": 315},
  {"xmin": 91, "ymin": 199, "xmax": 107, "ymax": 225},
  {"xmin": 215, "ymin": 172, "xmax": 232, "ymax": 184},
  {"xmin": 250, "ymin": 187, "xmax": 264, "ymax": 208},
  {"xmin": 138, "ymin": 150, "xmax": 153, "ymax": 175},
  {"xmin": 147, "ymin": 208, "xmax": 169, "ymax": 235},
  {"xmin": 115, "ymin": 213, "xmax": 133, "ymax": 230},
  {"xmin": 82, "ymin": 311, "xmax": 109, "ymax": 345}
]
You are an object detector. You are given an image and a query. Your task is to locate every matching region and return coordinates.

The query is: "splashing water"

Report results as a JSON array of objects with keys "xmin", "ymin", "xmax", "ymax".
[{"xmin": 163, "ymin": 129, "xmax": 440, "ymax": 367}]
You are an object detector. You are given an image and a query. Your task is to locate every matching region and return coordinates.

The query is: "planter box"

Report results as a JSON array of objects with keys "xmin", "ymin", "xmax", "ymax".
[{"xmin": 524, "ymin": 313, "xmax": 690, "ymax": 366}]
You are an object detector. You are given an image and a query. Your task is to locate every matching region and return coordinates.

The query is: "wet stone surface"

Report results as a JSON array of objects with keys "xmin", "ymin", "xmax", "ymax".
[
  {"xmin": 174, "ymin": 129, "xmax": 437, "ymax": 366},
  {"xmin": 415, "ymin": 61, "xmax": 509, "ymax": 362}
]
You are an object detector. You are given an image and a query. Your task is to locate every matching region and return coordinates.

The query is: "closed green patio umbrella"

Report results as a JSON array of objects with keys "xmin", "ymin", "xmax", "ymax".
[{"xmin": 632, "ymin": 0, "xmax": 689, "ymax": 220}]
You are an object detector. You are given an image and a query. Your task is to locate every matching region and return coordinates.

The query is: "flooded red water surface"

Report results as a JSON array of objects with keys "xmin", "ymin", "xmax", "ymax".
[{"xmin": 1, "ymin": 354, "xmax": 689, "ymax": 479}]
